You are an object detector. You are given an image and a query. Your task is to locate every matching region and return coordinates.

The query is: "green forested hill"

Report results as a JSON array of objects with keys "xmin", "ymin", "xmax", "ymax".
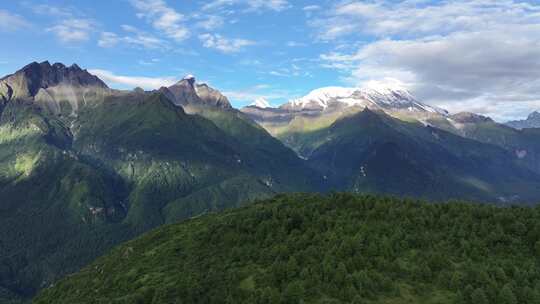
[
  {"xmin": 0, "ymin": 62, "xmax": 320, "ymax": 302},
  {"xmin": 298, "ymin": 109, "xmax": 540, "ymax": 203},
  {"xmin": 35, "ymin": 193, "xmax": 540, "ymax": 304}
]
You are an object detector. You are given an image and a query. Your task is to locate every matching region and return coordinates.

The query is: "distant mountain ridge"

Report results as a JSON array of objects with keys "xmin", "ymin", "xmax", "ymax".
[
  {"xmin": 282, "ymin": 81, "xmax": 446, "ymax": 115},
  {"xmin": 506, "ymin": 111, "xmax": 540, "ymax": 129},
  {"xmin": 243, "ymin": 80, "xmax": 446, "ymax": 115},
  {"xmin": 240, "ymin": 81, "xmax": 450, "ymax": 148}
]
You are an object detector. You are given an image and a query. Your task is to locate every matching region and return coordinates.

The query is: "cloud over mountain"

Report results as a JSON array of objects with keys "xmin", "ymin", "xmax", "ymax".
[{"xmin": 316, "ymin": 0, "xmax": 540, "ymax": 120}]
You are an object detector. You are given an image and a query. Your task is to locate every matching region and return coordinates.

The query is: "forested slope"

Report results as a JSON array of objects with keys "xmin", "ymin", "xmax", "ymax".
[{"xmin": 35, "ymin": 193, "xmax": 540, "ymax": 304}]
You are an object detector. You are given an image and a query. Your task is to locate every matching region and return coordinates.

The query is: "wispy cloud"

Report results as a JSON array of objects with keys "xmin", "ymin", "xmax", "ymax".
[
  {"xmin": 0, "ymin": 10, "xmax": 31, "ymax": 32},
  {"xmin": 199, "ymin": 33, "xmax": 255, "ymax": 53},
  {"xmin": 130, "ymin": 0, "xmax": 189, "ymax": 42},
  {"xmin": 88, "ymin": 69, "xmax": 179, "ymax": 90},
  {"xmin": 195, "ymin": 15, "xmax": 225, "ymax": 30},
  {"xmin": 28, "ymin": 4, "xmax": 97, "ymax": 44},
  {"xmin": 286, "ymin": 41, "xmax": 306, "ymax": 47},
  {"xmin": 47, "ymin": 19, "xmax": 96, "ymax": 43},
  {"xmin": 27, "ymin": 3, "xmax": 72, "ymax": 17},
  {"xmin": 138, "ymin": 58, "xmax": 160, "ymax": 66},
  {"xmin": 98, "ymin": 26, "xmax": 169, "ymax": 49},
  {"xmin": 303, "ymin": 5, "xmax": 320, "ymax": 11},
  {"xmin": 203, "ymin": 0, "xmax": 290, "ymax": 12},
  {"xmin": 97, "ymin": 32, "xmax": 119, "ymax": 48}
]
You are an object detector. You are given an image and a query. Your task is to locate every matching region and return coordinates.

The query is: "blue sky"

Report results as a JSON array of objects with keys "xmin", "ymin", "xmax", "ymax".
[{"xmin": 1, "ymin": 0, "xmax": 540, "ymax": 120}]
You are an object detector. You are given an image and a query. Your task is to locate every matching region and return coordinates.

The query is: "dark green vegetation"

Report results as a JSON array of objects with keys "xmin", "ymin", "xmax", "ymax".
[
  {"xmin": 35, "ymin": 193, "xmax": 540, "ymax": 304},
  {"xmin": 288, "ymin": 109, "xmax": 540, "ymax": 203},
  {"xmin": 3, "ymin": 61, "xmax": 540, "ymax": 302},
  {"xmin": 0, "ymin": 62, "xmax": 318, "ymax": 302}
]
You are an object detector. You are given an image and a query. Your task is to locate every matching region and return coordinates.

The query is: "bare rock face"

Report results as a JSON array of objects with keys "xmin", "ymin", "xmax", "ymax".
[
  {"xmin": 165, "ymin": 75, "xmax": 232, "ymax": 109},
  {"xmin": 195, "ymin": 83, "xmax": 232, "ymax": 109},
  {"xmin": 0, "ymin": 62, "xmax": 110, "ymax": 117},
  {"xmin": 506, "ymin": 111, "xmax": 540, "ymax": 129},
  {"xmin": 0, "ymin": 61, "xmax": 108, "ymax": 101},
  {"xmin": 450, "ymin": 112, "xmax": 494, "ymax": 124}
]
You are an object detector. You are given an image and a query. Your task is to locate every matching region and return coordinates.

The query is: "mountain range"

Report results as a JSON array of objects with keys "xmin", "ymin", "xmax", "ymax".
[
  {"xmin": 0, "ymin": 61, "xmax": 318, "ymax": 303},
  {"xmin": 506, "ymin": 111, "xmax": 540, "ymax": 129},
  {"xmin": 241, "ymin": 83, "xmax": 540, "ymax": 192},
  {"xmin": 1, "ymin": 62, "xmax": 540, "ymax": 302}
]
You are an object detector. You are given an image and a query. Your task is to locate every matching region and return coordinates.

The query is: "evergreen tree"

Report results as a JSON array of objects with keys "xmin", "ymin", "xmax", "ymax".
[
  {"xmin": 498, "ymin": 284, "xmax": 517, "ymax": 304},
  {"xmin": 471, "ymin": 288, "xmax": 489, "ymax": 304}
]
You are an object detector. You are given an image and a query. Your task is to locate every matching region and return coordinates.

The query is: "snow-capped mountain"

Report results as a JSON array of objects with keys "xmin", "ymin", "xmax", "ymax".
[
  {"xmin": 240, "ymin": 80, "xmax": 450, "ymax": 141},
  {"xmin": 250, "ymin": 97, "xmax": 271, "ymax": 108},
  {"xmin": 280, "ymin": 80, "xmax": 447, "ymax": 115}
]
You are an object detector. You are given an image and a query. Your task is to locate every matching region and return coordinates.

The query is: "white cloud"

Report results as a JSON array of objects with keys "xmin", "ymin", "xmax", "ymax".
[
  {"xmin": 138, "ymin": 58, "xmax": 160, "ymax": 66},
  {"xmin": 302, "ymin": 4, "xmax": 320, "ymax": 17},
  {"xmin": 130, "ymin": 0, "xmax": 189, "ymax": 42},
  {"xmin": 195, "ymin": 15, "xmax": 225, "ymax": 30},
  {"xmin": 98, "ymin": 32, "xmax": 119, "ymax": 48},
  {"xmin": 122, "ymin": 33, "xmax": 168, "ymax": 49},
  {"xmin": 245, "ymin": 0, "xmax": 290, "ymax": 11},
  {"xmin": 47, "ymin": 19, "xmax": 95, "ymax": 43},
  {"xmin": 203, "ymin": 0, "xmax": 290, "ymax": 12},
  {"xmin": 0, "ymin": 10, "xmax": 30, "ymax": 32},
  {"xmin": 317, "ymin": 0, "xmax": 540, "ymax": 120},
  {"xmin": 98, "ymin": 26, "xmax": 169, "ymax": 50},
  {"xmin": 313, "ymin": 0, "xmax": 540, "ymax": 40},
  {"xmin": 88, "ymin": 69, "xmax": 179, "ymax": 90},
  {"xmin": 286, "ymin": 41, "xmax": 306, "ymax": 47},
  {"xmin": 303, "ymin": 5, "xmax": 320, "ymax": 11},
  {"xmin": 199, "ymin": 33, "xmax": 255, "ymax": 53},
  {"xmin": 28, "ymin": 4, "xmax": 72, "ymax": 17}
]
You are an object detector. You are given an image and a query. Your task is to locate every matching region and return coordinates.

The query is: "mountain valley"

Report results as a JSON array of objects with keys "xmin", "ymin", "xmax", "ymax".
[{"xmin": 0, "ymin": 61, "xmax": 539, "ymax": 302}]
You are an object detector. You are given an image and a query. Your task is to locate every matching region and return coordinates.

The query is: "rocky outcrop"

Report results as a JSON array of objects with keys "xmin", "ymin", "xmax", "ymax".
[
  {"xmin": 450, "ymin": 112, "xmax": 494, "ymax": 124},
  {"xmin": 506, "ymin": 111, "xmax": 540, "ymax": 129},
  {"xmin": 0, "ymin": 61, "xmax": 108, "ymax": 101},
  {"xmin": 164, "ymin": 75, "xmax": 232, "ymax": 109}
]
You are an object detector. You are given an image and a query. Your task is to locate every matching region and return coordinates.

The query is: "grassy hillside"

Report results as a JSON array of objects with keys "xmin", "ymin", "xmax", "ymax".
[{"xmin": 35, "ymin": 193, "xmax": 540, "ymax": 304}]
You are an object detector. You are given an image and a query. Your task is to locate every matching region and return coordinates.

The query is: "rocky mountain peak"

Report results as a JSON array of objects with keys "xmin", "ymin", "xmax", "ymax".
[
  {"xmin": 506, "ymin": 110, "xmax": 540, "ymax": 129},
  {"xmin": 166, "ymin": 75, "xmax": 231, "ymax": 109},
  {"xmin": 527, "ymin": 111, "xmax": 540, "ymax": 120},
  {"xmin": 0, "ymin": 61, "xmax": 108, "ymax": 100}
]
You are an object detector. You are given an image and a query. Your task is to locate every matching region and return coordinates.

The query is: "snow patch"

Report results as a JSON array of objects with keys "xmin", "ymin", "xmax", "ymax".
[{"xmin": 250, "ymin": 97, "xmax": 271, "ymax": 108}]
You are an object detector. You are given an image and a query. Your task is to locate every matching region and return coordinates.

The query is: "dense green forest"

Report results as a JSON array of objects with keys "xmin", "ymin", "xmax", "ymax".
[{"xmin": 35, "ymin": 193, "xmax": 540, "ymax": 304}]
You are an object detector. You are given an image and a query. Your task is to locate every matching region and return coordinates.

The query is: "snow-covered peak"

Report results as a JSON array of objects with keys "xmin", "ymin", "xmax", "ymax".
[
  {"xmin": 250, "ymin": 97, "xmax": 271, "ymax": 108},
  {"xmin": 183, "ymin": 74, "xmax": 196, "ymax": 81},
  {"xmin": 286, "ymin": 87, "xmax": 358, "ymax": 110},
  {"xmin": 280, "ymin": 79, "xmax": 446, "ymax": 115},
  {"xmin": 360, "ymin": 79, "xmax": 415, "ymax": 103}
]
